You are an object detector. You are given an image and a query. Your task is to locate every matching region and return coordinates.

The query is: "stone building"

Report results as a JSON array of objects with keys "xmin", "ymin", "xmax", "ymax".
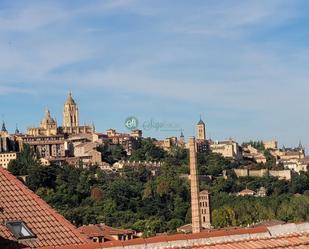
[
  {"xmin": 78, "ymin": 224, "xmax": 137, "ymax": 243},
  {"xmin": 106, "ymin": 129, "xmax": 142, "ymax": 155},
  {"xmin": 263, "ymin": 140, "xmax": 278, "ymax": 150},
  {"xmin": 210, "ymin": 139, "xmax": 241, "ymax": 160},
  {"xmin": 62, "ymin": 93, "xmax": 94, "ymax": 135},
  {"xmin": 0, "ymin": 152, "xmax": 17, "ymax": 169},
  {"xmin": 73, "ymin": 142, "xmax": 102, "ymax": 165},
  {"xmin": 199, "ymin": 190, "xmax": 211, "ymax": 229},
  {"xmin": 27, "ymin": 109, "xmax": 57, "ymax": 136},
  {"xmin": 195, "ymin": 117, "xmax": 209, "ymax": 153},
  {"xmin": 21, "ymin": 135, "xmax": 66, "ymax": 159},
  {"xmin": 0, "ymin": 122, "xmax": 19, "ymax": 168},
  {"xmin": 196, "ymin": 117, "xmax": 206, "ymax": 141},
  {"xmin": 242, "ymin": 145, "xmax": 267, "ymax": 163},
  {"xmin": 0, "ymin": 122, "xmax": 9, "ymax": 152}
]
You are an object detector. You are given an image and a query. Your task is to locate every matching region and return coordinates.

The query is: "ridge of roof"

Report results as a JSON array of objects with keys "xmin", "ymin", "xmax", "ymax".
[
  {"xmin": 28, "ymin": 231, "xmax": 309, "ymax": 249},
  {"xmin": 0, "ymin": 167, "xmax": 88, "ymax": 247}
]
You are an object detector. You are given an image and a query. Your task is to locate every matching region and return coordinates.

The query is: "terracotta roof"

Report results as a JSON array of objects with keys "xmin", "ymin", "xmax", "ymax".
[
  {"xmin": 16, "ymin": 222, "xmax": 309, "ymax": 249},
  {"xmin": 0, "ymin": 167, "xmax": 88, "ymax": 248},
  {"xmin": 78, "ymin": 224, "xmax": 135, "ymax": 240},
  {"xmin": 192, "ymin": 233, "xmax": 309, "ymax": 249},
  {"xmin": 27, "ymin": 230, "xmax": 309, "ymax": 249},
  {"xmin": 238, "ymin": 188, "xmax": 256, "ymax": 195}
]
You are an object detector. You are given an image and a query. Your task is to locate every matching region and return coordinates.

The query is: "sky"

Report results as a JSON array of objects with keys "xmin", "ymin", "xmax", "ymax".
[{"xmin": 0, "ymin": 0, "xmax": 309, "ymax": 150}]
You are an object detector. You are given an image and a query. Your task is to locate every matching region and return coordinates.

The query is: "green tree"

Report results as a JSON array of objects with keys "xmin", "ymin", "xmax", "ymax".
[
  {"xmin": 130, "ymin": 138, "xmax": 166, "ymax": 162},
  {"xmin": 212, "ymin": 207, "xmax": 237, "ymax": 228},
  {"xmin": 8, "ymin": 144, "xmax": 41, "ymax": 176}
]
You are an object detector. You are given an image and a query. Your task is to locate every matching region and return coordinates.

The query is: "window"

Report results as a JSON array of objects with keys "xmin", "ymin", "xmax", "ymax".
[{"xmin": 6, "ymin": 221, "xmax": 36, "ymax": 240}]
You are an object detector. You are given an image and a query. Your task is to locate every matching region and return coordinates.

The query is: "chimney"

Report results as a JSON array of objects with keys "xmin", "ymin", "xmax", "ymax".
[{"xmin": 188, "ymin": 137, "xmax": 202, "ymax": 233}]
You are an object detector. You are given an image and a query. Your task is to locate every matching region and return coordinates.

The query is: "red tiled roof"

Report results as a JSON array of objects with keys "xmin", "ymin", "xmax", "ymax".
[
  {"xmin": 0, "ymin": 167, "xmax": 88, "ymax": 248},
  {"xmin": 29, "ymin": 232, "xmax": 309, "ymax": 249},
  {"xmin": 193, "ymin": 233, "xmax": 309, "ymax": 249},
  {"xmin": 78, "ymin": 224, "xmax": 135, "ymax": 240}
]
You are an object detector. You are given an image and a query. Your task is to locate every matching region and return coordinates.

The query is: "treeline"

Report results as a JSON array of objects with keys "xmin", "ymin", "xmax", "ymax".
[{"xmin": 7, "ymin": 143, "xmax": 309, "ymax": 235}]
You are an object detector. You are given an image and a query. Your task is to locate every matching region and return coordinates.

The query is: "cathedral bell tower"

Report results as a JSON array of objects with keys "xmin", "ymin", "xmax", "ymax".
[
  {"xmin": 63, "ymin": 92, "xmax": 79, "ymax": 129},
  {"xmin": 196, "ymin": 116, "xmax": 206, "ymax": 141}
]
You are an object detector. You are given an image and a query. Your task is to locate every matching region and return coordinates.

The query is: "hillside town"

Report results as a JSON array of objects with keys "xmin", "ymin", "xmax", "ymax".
[
  {"xmin": 1, "ymin": 93, "xmax": 309, "ymax": 248},
  {"xmin": 2, "ymin": 0, "xmax": 309, "ymax": 248},
  {"xmin": 1, "ymin": 93, "xmax": 308, "ymax": 177}
]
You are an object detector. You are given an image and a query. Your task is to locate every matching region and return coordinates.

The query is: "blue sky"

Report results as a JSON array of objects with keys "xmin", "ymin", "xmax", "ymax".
[{"xmin": 0, "ymin": 0, "xmax": 309, "ymax": 149}]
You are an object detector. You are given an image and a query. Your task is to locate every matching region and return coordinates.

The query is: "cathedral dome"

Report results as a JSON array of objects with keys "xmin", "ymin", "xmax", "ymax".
[{"xmin": 41, "ymin": 109, "xmax": 56, "ymax": 125}]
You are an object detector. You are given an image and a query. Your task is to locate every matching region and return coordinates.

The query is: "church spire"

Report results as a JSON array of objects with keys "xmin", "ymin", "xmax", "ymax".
[
  {"xmin": 1, "ymin": 121, "xmax": 7, "ymax": 132},
  {"xmin": 180, "ymin": 129, "xmax": 184, "ymax": 138},
  {"xmin": 197, "ymin": 115, "xmax": 205, "ymax": 125},
  {"xmin": 298, "ymin": 140, "xmax": 304, "ymax": 150},
  {"xmin": 15, "ymin": 124, "xmax": 20, "ymax": 134}
]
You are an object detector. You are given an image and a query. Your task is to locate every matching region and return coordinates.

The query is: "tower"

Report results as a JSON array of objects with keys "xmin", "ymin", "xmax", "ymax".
[
  {"xmin": 0, "ymin": 121, "xmax": 9, "ymax": 152},
  {"xmin": 196, "ymin": 116, "xmax": 206, "ymax": 140},
  {"xmin": 63, "ymin": 93, "xmax": 79, "ymax": 129},
  {"xmin": 188, "ymin": 137, "xmax": 202, "ymax": 233},
  {"xmin": 179, "ymin": 130, "xmax": 185, "ymax": 147},
  {"xmin": 199, "ymin": 190, "xmax": 211, "ymax": 229},
  {"xmin": 1, "ymin": 121, "xmax": 7, "ymax": 133}
]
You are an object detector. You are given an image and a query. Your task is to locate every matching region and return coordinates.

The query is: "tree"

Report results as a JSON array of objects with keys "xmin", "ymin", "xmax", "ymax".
[
  {"xmin": 198, "ymin": 152, "xmax": 231, "ymax": 176},
  {"xmin": 130, "ymin": 138, "xmax": 166, "ymax": 162},
  {"xmin": 8, "ymin": 144, "xmax": 41, "ymax": 176},
  {"xmin": 212, "ymin": 207, "xmax": 236, "ymax": 228}
]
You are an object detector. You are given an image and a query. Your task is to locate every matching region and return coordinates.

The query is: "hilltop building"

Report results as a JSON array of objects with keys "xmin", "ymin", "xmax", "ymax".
[
  {"xmin": 195, "ymin": 117, "xmax": 209, "ymax": 153},
  {"xmin": 196, "ymin": 116, "xmax": 206, "ymax": 141},
  {"xmin": 21, "ymin": 135, "xmax": 66, "ymax": 159},
  {"xmin": 26, "ymin": 93, "xmax": 94, "ymax": 137},
  {"xmin": 263, "ymin": 140, "xmax": 278, "ymax": 150},
  {"xmin": 27, "ymin": 109, "xmax": 58, "ymax": 136},
  {"xmin": 0, "ymin": 122, "xmax": 19, "ymax": 168},
  {"xmin": 209, "ymin": 139, "xmax": 242, "ymax": 160},
  {"xmin": 0, "ymin": 122, "xmax": 9, "ymax": 152},
  {"xmin": 243, "ymin": 144, "xmax": 267, "ymax": 163},
  {"xmin": 106, "ymin": 128, "xmax": 142, "ymax": 155},
  {"xmin": 62, "ymin": 93, "xmax": 94, "ymax": 135}
]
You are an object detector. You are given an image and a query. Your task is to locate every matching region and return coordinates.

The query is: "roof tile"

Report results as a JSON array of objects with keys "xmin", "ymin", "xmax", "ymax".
[{"xmin": 0, "ymin": 167, "xmax": 88, "ymax": 248}]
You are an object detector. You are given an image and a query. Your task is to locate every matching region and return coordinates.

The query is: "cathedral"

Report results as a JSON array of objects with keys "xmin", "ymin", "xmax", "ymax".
[
  {"xmin": 62, "ymin": 93, "xmax": 94, "ymax": 135},
  {"xmin": 27, "ymin": 93, "xmax": 94, "ymax": 136},
  {"xmin": 27, "ymin": 109, "xmax": 58, "ymax": 136}
]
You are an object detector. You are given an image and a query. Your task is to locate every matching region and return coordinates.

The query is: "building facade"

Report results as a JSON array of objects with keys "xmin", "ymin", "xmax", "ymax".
[
  {"xmin": 199, "ymin": 190, "xmax": 211, "ymax": 229},
  {"xmin": 210, "ymin": 139, "xmax": 241, "ymax": 160},
  {"xmin": 196, "ymin": 117, "xmax": 206, "ymax": 141},
  {"xmin": 27, "ymin": 109, "xmax": 57, "ymax": 136},
  {"xmin": 21, "ymin": 135, "xmax": 66, "ymax": 159},
  {"xmin": 62, "ymin": 93, "xmax": 94, "ymax": 135},
  {"xmin": 0, "ymin": 152, "xmax": 17, "ymax": 169},
  {"xmin": 0, "ymin": 122, "xmax": 19, "ymax": 168}
]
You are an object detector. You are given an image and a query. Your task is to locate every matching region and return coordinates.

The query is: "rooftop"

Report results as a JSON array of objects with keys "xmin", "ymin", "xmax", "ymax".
[
  {"xmin": 23, "ymin": 223, "xmax": 309, "ymax": 249},
  {"xmin": 0, "ymin": 167, "xmax": 87, "ymax": 248},
  {"xmin": 78, "ymin": 224, "xmax": 135, "ymax": 241}
]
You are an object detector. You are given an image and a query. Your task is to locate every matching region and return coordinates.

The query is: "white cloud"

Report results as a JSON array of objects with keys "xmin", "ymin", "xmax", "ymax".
[
  {"xmin": 0, "ymin": 85, "xmax": 33, "ymax": 95},
  {"xmin": 167, "ymin": 0, "xmax": 299, "ymax": 37}
]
